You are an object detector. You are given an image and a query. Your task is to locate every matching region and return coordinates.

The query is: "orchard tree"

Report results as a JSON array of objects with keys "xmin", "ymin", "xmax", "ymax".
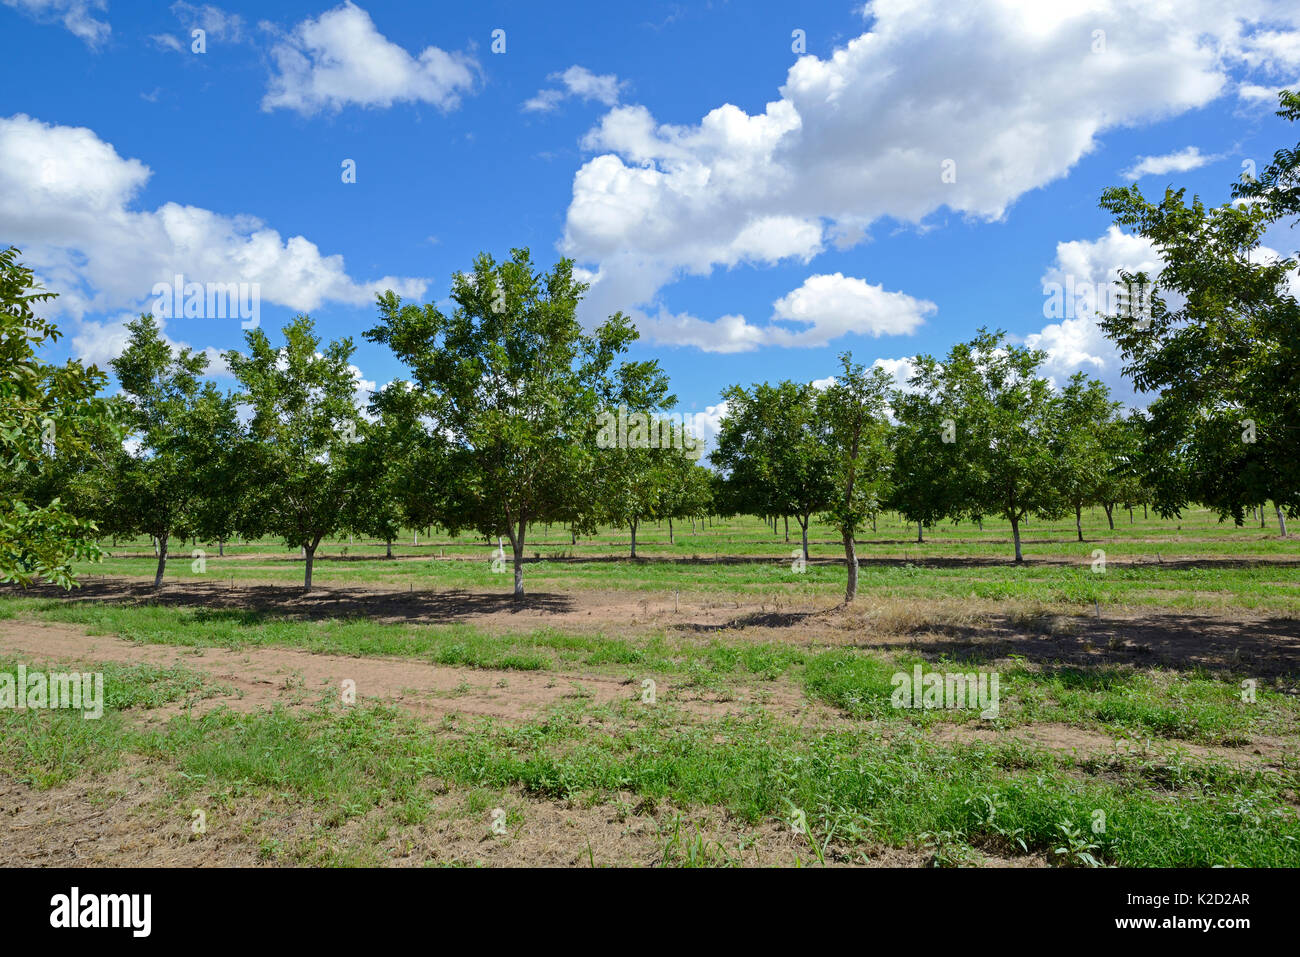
[
  {"xmin": 714, "ymin": 380, "xmax": 834, "ymax": 562},
  {"xmin": 226, "ymin": 315, "xmax": 364, "ymax": 590},
  {"xmin": 817, "ymin": 355, "xmax": 894, "ymax": 602},
  {"xmin": 1097, "ymin": 411, "xmax": 1148, "ymax": 530},
  {"xmin": 658, "ymin": 447, "xmax": 713, "ymax": 546},
  {"xmin": 366, "ymin": 249, "xmax": 668, "ymax": 596},
  {"xmin": 890, "ymin": 377, "xmax": 968, "ymax": 545},
  {"xmin": 0, "ymin": 247, "xmax": 116, "ymax": 587},
  {"xmin": 596, "ymin": 440, "xmax": 667, "ymax": 559},
  {"xmin": 905, "ymin": 331, "xmax": 1065, "ymax": 563},
  {"xmin": 1052, "ymin": 373, "xmax": 1122, "ymax": 542},
  {"xmin": 1098, "ymin": 89, "xmax": 1300, "ymax": 535},
  {"xmin": 98, "ymin": 314, "xmax": 237, "ymax": 587},
  {"xmin": 349, "ymin": 381, "xmax": 440, "ymax": 558},
  {"xmin": 598, "ymin": 418, "xmax": 704, "ymax": 557}
]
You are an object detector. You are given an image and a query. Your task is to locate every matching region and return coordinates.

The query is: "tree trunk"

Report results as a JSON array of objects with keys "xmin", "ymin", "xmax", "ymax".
[
  {"xmin": 1075, "ymin": 503, "xmax": 1083, "ymax": 542},
  {"xmin": 385, "ymin": 539, "xmax": 393, "ymax": 559},
  {"xmin": 1010, "ymin": 513, "xmax": 1023, "ymax": 563},
  {"xmin": 872, "ymin": 513, "xmax": 877, "ymax": 533},
  {"xmin": 153, "ymin": 533, "xmax": 168, "ymax": 588},
  {"xmin": 630, "ymin": 519, "xmax": 638, "ymax": 559},
  {"xmin": 1276, "ymin": 503, "xmax": 1289, "ymax": 538},
  {"xmin": 509, "ymin": 518, "xmax": 526, "ymax": 598},
  {"xmin": 800, "ymin": 516, "xmax": 810, "ymax": 562},
  {"xmin": 1129, "ymin": 507, "xmax": 1134, "ymax": 524},
  {"xmin": 1104, "ymin": 504, "xmax": 1115, "ymax": 530},
  {"xmin": 668, "ymin": 517, "xmax": 674, "ymax": 545},
  {"xmin": 1262, "ymin": 507, "xmax": 1268, "ymax": 528},
  {"xmin": 784, "ymin": 515, "xmax": 789, "ymax": 543},
  {"xmin": 218, "ymin": 539, "xmax": 224, "ymax": 557},
  {"xmin": 304, "ymin": 541, "xmax": 317, "ymax": 591},
  {"xmin": 1143, "ymin": 504, "xmax": 1147, "ymax": 520},
  {"xmin": 916, "ymin": 520, "xmax": 923, "ymax": 544},
  {"xmin": 842, "ymin": 530, "xmax": 858, "ymax": 603}
]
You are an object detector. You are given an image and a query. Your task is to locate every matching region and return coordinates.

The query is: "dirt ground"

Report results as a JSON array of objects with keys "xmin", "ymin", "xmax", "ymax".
[
  {"xmin": 0, "ymin": 620, "xmax": 811, "ymax": 723},
  {"xmin": 18, "ymin": 575, "xmax": 1300, "ymax": 678}
]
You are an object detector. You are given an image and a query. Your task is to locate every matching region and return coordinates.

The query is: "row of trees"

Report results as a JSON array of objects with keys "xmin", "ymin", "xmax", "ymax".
[
  {"xmin": 4, "ymin": 90, "xmax": 1297, "ymax": 603},
  {"xmin": 714, "ymin": 333, "xmax": 1150, "ymax": 595},
  {"xmin": 14, "ymin": 251, "xmax": 715, "ymax": 596}
]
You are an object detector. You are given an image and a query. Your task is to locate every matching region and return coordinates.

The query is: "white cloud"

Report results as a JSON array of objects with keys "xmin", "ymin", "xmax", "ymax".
[
  {"xmin": 0, "ymin": 113, "xmax": 428, "ymax": 335},
  {"xmin": 632, "ymin": 273, "xmax": 932, "ymax": 353},
  {"xmin": 1239, "ymin": 29, "xmax": 1300, "ymax": 71},
  {"xmin": 563, "ymin": 0, "xmax": 1300, "ymax": 346},
  {"xmin": 1238, "ymin": 82, "xmax": 1295, "ymax": 102},
  {"xmin": 523, "ymin": 65, "xmax": 626, "ymax": 112},
  {"xmin": 869, "ymin": 356, "xmax": 920, "ymax": 393},
  {"xmin": 150, "ymin": 33, "xmax": 184, "ymax": 53},
  {"xmin": 1025, "ymin": 226, "xmax": 1163, "ymax": 400},
  {"xmin": 347, "ymin": 362, "xmax": 377, "ymax": 416},
  {"xmin": 684, "ymin": 398, "xmax": 728, "ymax": 452},
  {"xmin": 3, "ymin": 0, "xmax": 109, "ymax": 45},
  {"xmin": 1121, "ymin": 146, "xmax": 1217, "ymax": 179},
  {"xmin": 261, "ymin": 2, "xmax": 478, "ymax": 116},
  {"xmin": 770, "ymin": 273, "xmax": 933, "ymax": 343}
]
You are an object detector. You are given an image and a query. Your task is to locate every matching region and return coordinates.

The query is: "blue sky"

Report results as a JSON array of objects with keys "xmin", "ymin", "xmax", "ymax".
[{"xmin": 4, "ymin": 0, "xmax": 1300, "ymax": 443}]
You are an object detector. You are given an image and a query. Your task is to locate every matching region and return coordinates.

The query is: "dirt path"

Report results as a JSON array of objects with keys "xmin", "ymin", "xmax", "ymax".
[{"xmin": 0, "ymin": 620, "xmax": 808, "ymax": 724}]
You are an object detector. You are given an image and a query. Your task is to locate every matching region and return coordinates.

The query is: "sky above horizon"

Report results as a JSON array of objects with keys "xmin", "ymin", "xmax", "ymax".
[{"xmin": 5, "ymin": 0, "xmax": 1300, "ymax": 448}]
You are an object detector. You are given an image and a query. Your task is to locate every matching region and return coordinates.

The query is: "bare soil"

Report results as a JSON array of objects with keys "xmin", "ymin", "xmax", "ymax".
[{"xmin": 0, "ymin": 620, "xmax": 809, "ymax": 723}]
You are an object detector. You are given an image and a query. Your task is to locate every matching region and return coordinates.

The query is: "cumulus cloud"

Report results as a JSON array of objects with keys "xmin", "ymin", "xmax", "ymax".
[
  {"xmin": 562, "ymin": 0, "xmax": 1300, "ymax": 346},
  {"xmin": 1121, "ymin": 147, "xmax": 1217, "ymax": 179},
  {"xmin": 770, "ymin": 273, "xmax": 934, "ymax": 343},
  {"xmin": 1023, "ymin": 226, "xmax": 1163, "ymax": 400},
  {"xmin": 0, "ymin": 113, "xmax": 428, "ymax": 362},
  {"xmin": 523, "ymin": 65, "xmax": 626, "ymax": 112},
  {"xmin": 261, "ymin": 2, "xmax": 478, "ymax": 115},
  {"xmin": 3, "ymin": 0, "xmax": 108, "ymax": 45},
  {"xmin": 632, "ymin": 273, "xmax": 932, "ymax": 353}
]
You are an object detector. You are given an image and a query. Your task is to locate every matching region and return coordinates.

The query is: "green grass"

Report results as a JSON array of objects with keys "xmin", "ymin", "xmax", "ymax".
[
  {"xmin": 72, "ymin": 509, "xmax": 1300, "ymax": 612},
  {"xmin": 800, "ymin": 649, "xmax": 1299, "ymax": 744},
  {"xmin": 0, "ymin": 655, "xmax": 225, "ymax": 787},
  {"xmin": 29, "ymin": 689, "xmax": 1300, "ymax": 867}
]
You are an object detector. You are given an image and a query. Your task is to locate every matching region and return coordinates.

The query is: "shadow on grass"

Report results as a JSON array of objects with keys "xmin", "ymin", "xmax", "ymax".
[
  {"xmin": 848, "ymin": 612, "xmax": 1300, "ymax": 679},
  {"xmin": 13, "ymin": 578, "xmax": 575, "ymax": 624}
]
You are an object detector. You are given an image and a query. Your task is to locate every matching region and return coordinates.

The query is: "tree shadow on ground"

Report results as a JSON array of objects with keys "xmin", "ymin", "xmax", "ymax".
[
  {"xmin": 15, "ymin": 578, "xmax": 574, "ymax": 624},
  {"xmin": 847, "ymin": 613, "xmax": 1300, "ymax": 679}
]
